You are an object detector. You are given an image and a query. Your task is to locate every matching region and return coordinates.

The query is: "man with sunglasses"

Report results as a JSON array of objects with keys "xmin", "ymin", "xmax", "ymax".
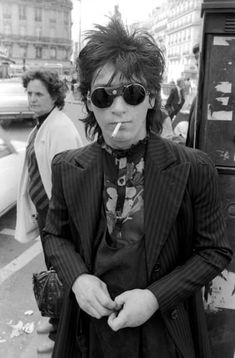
[{"xmin": 43, "ymin": 18, "xmax": 232, "ymax": 358}]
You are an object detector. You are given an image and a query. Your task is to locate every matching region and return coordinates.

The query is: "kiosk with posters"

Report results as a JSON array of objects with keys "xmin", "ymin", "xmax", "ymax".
[{"xmin": 196, "ymin": 1, "xmax": 235, "ymax": 356}]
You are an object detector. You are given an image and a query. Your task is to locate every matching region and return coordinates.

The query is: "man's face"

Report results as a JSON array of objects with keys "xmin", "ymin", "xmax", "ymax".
[
  {"xmin": 87, "ymin": 63, "xmax": 154, "ymax": 149},
  {"xmin": 27, "ymin": 79, "xmax": 55, "ymax": 117},
  {"xmin": 194, "ymin": 51, "xmax": 199, "ymax": 68}
]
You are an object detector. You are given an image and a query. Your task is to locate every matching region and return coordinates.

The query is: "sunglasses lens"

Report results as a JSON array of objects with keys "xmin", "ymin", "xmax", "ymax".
[
  {"xmin": 124, "ymin": 84, "xmax": 146, "ymax": 105},
  {"xmin": 91, "ymin": 88, "xmax": 113, "ymax": 108},
  {"xmin": 90, "ymin": 84, "xmax": 147, "ymax": 108}
]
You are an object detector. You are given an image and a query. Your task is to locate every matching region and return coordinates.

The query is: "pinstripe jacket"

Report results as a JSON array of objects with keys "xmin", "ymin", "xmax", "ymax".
[{"xmin": 44, "ymin": 133, "xmax": 232, "ymax": 358}]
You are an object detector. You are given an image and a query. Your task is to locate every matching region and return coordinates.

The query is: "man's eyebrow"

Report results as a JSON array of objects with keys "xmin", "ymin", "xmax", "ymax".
[{"xmin": 27, "ymin": 90, "xmax": 43, "ymax": 95}]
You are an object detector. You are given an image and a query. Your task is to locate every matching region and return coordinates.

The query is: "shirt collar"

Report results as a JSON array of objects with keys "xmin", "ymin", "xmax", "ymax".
[{"xmin": 36, "ymin": 106, "xmax": 55, "ymax": 129}]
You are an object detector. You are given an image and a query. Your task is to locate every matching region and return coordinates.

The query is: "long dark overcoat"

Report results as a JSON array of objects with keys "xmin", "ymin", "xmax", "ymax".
[{"xmin": 44, "ymin": 134, "xmax": 232, "ymax": 358}]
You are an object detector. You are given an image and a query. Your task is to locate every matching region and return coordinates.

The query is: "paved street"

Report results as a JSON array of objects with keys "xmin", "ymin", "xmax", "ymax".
[
  {"xmin": 0, "ymin": 207, "xmax": 52, "ymax": 358},
  {"xmin": 0, "ymin": 94, "xmax": 89, "ymax": 357}
]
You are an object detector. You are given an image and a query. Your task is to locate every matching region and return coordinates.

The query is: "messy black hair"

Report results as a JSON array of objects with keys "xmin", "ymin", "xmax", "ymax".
[
  {"xmin": 192, "ymin": 43, "xmax": 199, "ymax": 55},
  {"xmin": 22, "ymin": 69, "xmax": 67, "ymax": 109},
  {"xmin": 77, "ymin": 18, "xmax": 165, "ymax": 140}
]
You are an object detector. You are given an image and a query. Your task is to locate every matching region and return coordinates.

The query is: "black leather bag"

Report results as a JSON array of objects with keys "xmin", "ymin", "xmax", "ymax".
[{"xmin": 32, "ymin": 268, "xmax": 64, "ymax": 318}]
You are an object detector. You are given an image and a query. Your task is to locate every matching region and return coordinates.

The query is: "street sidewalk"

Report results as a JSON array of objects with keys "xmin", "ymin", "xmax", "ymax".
[
  {"xmin": 19, "ymin": 317, "xmax": 53, "ymax": 358},
  {"xmin": 65, "ymin": 89, "xmax": 81, "ymax": 104}
]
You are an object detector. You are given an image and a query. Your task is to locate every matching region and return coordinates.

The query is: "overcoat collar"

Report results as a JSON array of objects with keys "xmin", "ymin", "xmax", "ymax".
[
  {"xmin": 64, "ymin": 137, "xmax": 190, "ymax": 276},
  {"xmin": 63, "ymin": 142, "xmax": 103, "ymax": 270},
  {"xmin": 27, "ymin": 107, "xmax": 61, "ymax": 144}
]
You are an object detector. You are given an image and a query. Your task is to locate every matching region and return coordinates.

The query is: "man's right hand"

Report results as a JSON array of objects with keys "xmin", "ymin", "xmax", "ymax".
[{"xmin": 72, "ymin": 274, "xmax": 117, "ymax": 319}]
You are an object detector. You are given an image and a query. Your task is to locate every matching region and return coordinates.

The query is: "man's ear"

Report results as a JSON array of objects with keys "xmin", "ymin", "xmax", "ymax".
[
  {"xmin": 87, "ymin": 97, "xmax": 93, "ymax": 111},
  {"xmin": 86, "ymin": 91, "xmax": 93, "ymax": 112},
  {"xmin": 148, "ymin": 96, "xmax": 155, "ymax": 109}
]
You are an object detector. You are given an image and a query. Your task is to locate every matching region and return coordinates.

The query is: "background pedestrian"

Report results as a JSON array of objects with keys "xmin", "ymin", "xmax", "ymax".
[{"xmin": 14, "ymin": 69, "xmax": 83, "ymax": 354}]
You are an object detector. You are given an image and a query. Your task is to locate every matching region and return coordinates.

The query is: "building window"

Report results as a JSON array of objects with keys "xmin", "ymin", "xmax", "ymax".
[
  {"xmin": 3, "ymin": 4, "xmax": 11, "ymax": 19},
  {"xmin": 20, "ymin": 25, "xmax": 26, "ymax": 36},
  {"xmin": 64, "ymin": 27, "xmax": 69, "ymax": 40},
  {"xmin": 188, "ymin": 28, "xmax": 191, "ymax": 40},
  {"xmin": 64, "ymin": 12, "xmax": 69, "ymax": 25},
  {"xmin": 20, "ymin": 46, "xmax": 27, "ymax": 58},
  {"xmin": 35, "ymin": 8, "xmax": 42, "ymax": 22},
  {"xmin": 3, "ymin": 24, "xmax": 11, "ymax": 35},
  {"xmin": 35, "ymin": 47, "xmax": 42, "ymax": 59},
  {"xmin": 50, "ymin": 47, "xmax": 56, "ymax": 59},
  {"xmin": 5, "ymin": 45, "xmax": 12, "ymax": 57},
  {"xmin": 50, "ymin": 10, "xmax": 56, "ymax": 23},
  {"xmin": 19, "ymin": 6, "xmax": 27, "ymax": 20},
  {"xmin": 35, "ymin": 27, "xmax": 42, "ymax": 38},
  {"xmin": 50, "ymin": 27, "xmax": 56, "ymax": 38},
  {"xmin": 65, "ymin": 49, "xmax": 70, "ymax": 60}
]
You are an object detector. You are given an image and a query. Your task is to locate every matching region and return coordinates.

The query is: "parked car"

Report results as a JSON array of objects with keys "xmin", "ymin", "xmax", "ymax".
[
  {"xmin": 0, "ymin": 78, "xmax": 34, "ymax": 128},
  {"xmin": 8, "ymin": 64, "xmax": 26, "ymax": 78},
  {"xmin": 0, "ymin": 128, "xmax": 26, "ymax": 217}
]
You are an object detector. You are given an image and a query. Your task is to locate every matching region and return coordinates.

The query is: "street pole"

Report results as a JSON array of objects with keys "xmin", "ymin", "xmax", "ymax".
[{"xmin": 78, "ymin": 0, "xmax": 82, "ymax": 54}]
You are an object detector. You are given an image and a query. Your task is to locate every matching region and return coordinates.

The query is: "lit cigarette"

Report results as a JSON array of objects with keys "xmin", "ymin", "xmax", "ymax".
[{"xmin": 111, "ymin": 122, "xmax": 122, "ymax": 138}]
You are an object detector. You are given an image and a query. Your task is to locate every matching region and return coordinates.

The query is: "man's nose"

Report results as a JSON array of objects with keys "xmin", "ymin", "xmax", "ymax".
[
  {"xmin": 29, "ymin": 93, "xmax": 37, "ymax": 102},
  {"xmin": 111, "ymin": 95, "xmax": 126, "ymax": 112}
]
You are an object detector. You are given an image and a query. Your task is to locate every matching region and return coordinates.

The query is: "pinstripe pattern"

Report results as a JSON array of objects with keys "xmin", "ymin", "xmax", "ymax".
[{"xmin": 43, "ymin": 135, "xmax": 232, "ymax": 358}]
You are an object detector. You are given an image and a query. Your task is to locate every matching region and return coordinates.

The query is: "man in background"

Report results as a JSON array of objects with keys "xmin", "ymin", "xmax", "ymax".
[
  {"xmin": 165, "ymin": 78, "xmax": 185, "ymax": 121},
  {"xmin": 185, "ymin": 43, "xmax": 200, "ymax": 147}
]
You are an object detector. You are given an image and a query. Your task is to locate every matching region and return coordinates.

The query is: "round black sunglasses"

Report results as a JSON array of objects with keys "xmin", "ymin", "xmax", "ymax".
[{"xmin": 87, "ymin": 83, "xmax": 150, "ymax": 109}]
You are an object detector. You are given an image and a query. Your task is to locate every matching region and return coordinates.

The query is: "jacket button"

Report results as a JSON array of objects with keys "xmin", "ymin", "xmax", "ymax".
[
  {"xmin": 170, "ymin": 309, "xmax": 178, "ymax": 320},
  {"xmin": 153, "ymin": 263, "xmax": 161, "ymax": 272}
]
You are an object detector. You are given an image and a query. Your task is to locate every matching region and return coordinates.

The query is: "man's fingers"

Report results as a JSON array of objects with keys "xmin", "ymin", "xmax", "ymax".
[
  {"xmin": 73, "ymin": 274, "xmax": 117, "ymax": 318},
  {"xmin": 79, "ymin": 289, "xmax": 116, "ymax": 318},
  {"xmin": 85, "ymin": 305, "xmax": 102, "ymax": 319},
  {"xmin": 97, "ymin": 289, "xmax": 117, "ymax": 311},
  {"xmin": 114, "ymin": 292, "xmax": 126, "ymax": 307},
  {"xmin": 80, "ymin": 294, "xmax": 113, "ymax": 318},
  {"xmin": 107, "ymin": 312, "xmax": 119, "ymax": 330},
  {"xmin": 107, "ymin": 312, "xmax": 116, "ymax": 324},
  {"xmin": 107, "ymin": 308, "xmax": 126, "ymax": 331}
]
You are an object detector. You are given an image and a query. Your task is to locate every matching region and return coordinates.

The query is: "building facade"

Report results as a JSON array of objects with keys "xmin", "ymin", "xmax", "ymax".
[
  {"xmin": 0, "ymin": 0, "xmax": 73, "ymax": 71},
  {"xmin": 147, "ymin": 0, "xmax": 203, "ymax": 83}
]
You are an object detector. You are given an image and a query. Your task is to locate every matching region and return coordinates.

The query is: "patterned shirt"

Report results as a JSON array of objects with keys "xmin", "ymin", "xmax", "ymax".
[{"xmin": 101, "ymin": 138, "xmax": 147, "ymax": 246}]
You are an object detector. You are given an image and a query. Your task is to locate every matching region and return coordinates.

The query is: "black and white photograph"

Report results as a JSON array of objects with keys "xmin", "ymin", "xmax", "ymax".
[{"xmin": 0, "ymin": 0, "xmax": 234, "ymax": 357}]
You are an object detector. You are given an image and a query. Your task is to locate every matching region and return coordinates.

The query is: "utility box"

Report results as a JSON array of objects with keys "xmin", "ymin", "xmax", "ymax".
[{"xmin": 196, "ymin": 1, "xmax": 235, "ymax": 356}]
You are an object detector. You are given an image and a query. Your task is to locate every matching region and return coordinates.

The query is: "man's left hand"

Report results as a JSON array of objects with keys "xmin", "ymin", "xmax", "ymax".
[{"xmin": 107, "ymin": 289, "xmax": 159, "ymax": 331}]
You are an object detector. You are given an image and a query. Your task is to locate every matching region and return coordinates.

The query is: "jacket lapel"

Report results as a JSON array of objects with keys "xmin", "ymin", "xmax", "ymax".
[
  {"xmin": 63, "ymin": 143, "xmax": 103, "ymax": 269},
  {"xmin": 145, "ymin": 137, "xmax": 190, "ymax": 279}
]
